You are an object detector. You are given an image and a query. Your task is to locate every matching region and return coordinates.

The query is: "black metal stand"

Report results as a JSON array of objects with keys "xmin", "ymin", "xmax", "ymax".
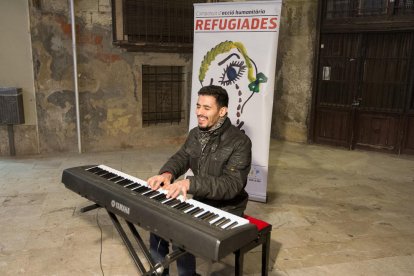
[
  {"xmin": 80, "ymin": 203, "xmax": 100, "ymax": 213},
  {"xmin": 80, "ymin": 204, "xmax": 271, "ymax": 275},
  {"xmin": 81, "ymin": 203, "xmax": 188, "ymax": 275}
]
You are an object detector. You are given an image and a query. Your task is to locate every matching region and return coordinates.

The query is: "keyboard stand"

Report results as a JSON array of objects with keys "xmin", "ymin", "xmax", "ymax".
[
  {"xmin": 79, "ymin": 204, "xmax": 272, "ymax": 275},
  {"xmin": 81, "ymin": 203, "xmax": 188, "ymax": 276}
]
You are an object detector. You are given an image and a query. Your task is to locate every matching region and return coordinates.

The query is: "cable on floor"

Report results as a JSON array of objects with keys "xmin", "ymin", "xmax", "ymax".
[{"xmin": 96, "ymin": 208, "xmax": 105, "ymax": 276}]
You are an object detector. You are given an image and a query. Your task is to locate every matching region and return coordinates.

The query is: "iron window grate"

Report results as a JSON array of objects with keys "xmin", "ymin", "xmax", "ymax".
[
  {"xmin": 124, "ymin": 0, "xmax": 204, "ymax": 45},
  {"xmin": 142, "ymin": 65, "xmax": 185, "ymax": 126},
  {"xmin": 325, "ymin": 0, "xmax": 414, "ymax": 19}
]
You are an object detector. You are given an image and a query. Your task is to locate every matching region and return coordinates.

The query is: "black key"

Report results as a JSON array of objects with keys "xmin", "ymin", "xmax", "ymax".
[
  {"xmin": 178, "ymin": 203, "xmax": 192, "ymax": 211},
  {"xmin": 173, "ymin": 202, "xmax": 187, "ymax": 210},
  {"xmin": 125, "ymin": 182, "xmax": 140, "ymax": 188},
  {"xmin": 134, "ymin": 186, "xmax": 149, "ymax": 193},
  {"xmin": 149, "ymin": 192, "xmax": 161, "ymax": 198},
  {"xmin": 96, "ymin": 170, "xmax": 109, "ymax": 176},
  {"xmin": 143, "ymin": 191, "xmax": 159, "ymax": 197},
  {"xmin": 101, "ymin": 172, "xmax": 117, "ymax": 179},
  {"xmin": 152, "ymin": 194, "xmax": 167, "ymax": 201},
  {"xmin": 181, "ymin": 204, "xmax": 194, "ymax": 212},
  {"xmin": 99, "ymin": 172, "xmax": 110, "ymax": 178},
  {"xmin": 198, "ymin": 211, "xmax": 212, "ymax": 220},
  {"xmin": 117, "ymin": 179, "xmax": 133, "ymax": 186},
  {"xmin": 206, "ymin": 214, "xmax": 219, "ymax": 223},
  {"xmin": 202, "ymin": 213, "xmax": 217, "ymax": 221},
  {"xmin": 126, "ymin": 183, "xmax": 141, "ymax": 190},
  {"xmin": 224, "ymin": 221, "xmax": 238, "ymax": 230},
  {"xmin": 216, "ymin": 218, "xmax": 230, "ymax": 227},
  {"xmin": 192, "ymin": 208, "xmax": 205, "ymax": 217},
  {"xmin": 162, "ymin": 198, "xmax": 173, "ymax": 205},
  {"xmin": 138, "ymin": 187, "xmax": 151, "ymax": 194},
  {"xmin": 87, "ymin": 166, "xmax": 102, "ymax": 173},
  {"xmin": 164, "ymin": 199, "xmax": 180, "ymax": 206},
  {"xmin": 133, "ymin": 186, "xmax": 147, "ymax": 192},
  {"xmin": 174, "ymin": 202, "xmax": 189, "ymax": 210},
  {"xmin": 212, "ymin": 217, "xmax": 226, "ymax": 226},
  {"xmin": 134, "ymin": 184, "xmax": 147, "ymax": 193},
  {"xmin": 186, "ymin": 207, "xmax": 201, "ymax": 215},
  {"xmin": 108, "ymin": 175, "xmax": 121, "ymax": 181},
  {"xmin": 110, "ymin": 176, "xmax": 124, "ymax": 182}
]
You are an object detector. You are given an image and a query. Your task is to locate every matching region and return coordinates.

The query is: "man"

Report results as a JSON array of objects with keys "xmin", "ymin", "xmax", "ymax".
[{"xmin": 147, "ymin": 85, "xmax": 252, "ymax": 276}]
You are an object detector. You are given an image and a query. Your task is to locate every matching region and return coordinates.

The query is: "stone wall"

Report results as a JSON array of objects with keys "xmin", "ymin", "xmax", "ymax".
[
  {"xmin": 29, "ymin": 0, "xmax": 191, "ymax": 154},
  {"xmin": 272, "ymin": 0, "xmax": 318, "ymax": 142},
  {"xmin": 0, "ymin": 0, "xmax": 318, "ymax": 155}
]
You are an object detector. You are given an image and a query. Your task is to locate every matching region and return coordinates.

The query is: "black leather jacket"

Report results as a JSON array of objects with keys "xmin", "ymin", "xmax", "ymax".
[{"xmin": 159, "ymin": 118, "xmax": 252, "ymax": 216}]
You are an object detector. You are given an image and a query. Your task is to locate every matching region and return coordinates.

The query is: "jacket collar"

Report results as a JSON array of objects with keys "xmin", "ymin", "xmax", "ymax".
[
  {"xmin": 197, "ymin": 117, "xmax": 231, "ymax": 153},
  {"xmin": 197, "ymin": 117, "xmax": 231, "ymax": 136}
]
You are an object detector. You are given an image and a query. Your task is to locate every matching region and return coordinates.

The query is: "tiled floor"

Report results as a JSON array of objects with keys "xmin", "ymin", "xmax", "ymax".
[{"xmin": 1, "ymin": 140, "xmax": 414, "ymax": 275}]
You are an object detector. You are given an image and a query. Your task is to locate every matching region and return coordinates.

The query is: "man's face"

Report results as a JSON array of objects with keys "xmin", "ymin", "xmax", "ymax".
[{"xmin": 196, "ymin": 95, "xmax": 227, "ymax": 130}]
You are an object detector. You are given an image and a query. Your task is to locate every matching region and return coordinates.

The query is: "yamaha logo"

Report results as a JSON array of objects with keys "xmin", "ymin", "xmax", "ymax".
[{"xmin": 111, "ymin": 200, "xmax": 130, "ymax": 215}]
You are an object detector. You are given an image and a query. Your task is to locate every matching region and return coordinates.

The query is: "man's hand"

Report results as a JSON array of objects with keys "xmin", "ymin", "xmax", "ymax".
[
  {"xmin": 164, "ymin": 179, "xmax": 190, "ymax": 200},
  {"xmin": 147, "ymin": 172, "xmax": 172, "ymax": 191}
]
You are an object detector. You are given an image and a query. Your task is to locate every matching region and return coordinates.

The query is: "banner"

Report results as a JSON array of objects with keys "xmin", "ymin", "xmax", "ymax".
[{"xmin": 190, "ymin": 1, "xmax": 282, "ymax": 202}]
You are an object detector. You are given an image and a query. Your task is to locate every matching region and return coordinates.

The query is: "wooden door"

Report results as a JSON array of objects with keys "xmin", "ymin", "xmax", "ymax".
[{"xmin": 314, "ymin": 32, "xmax": 414, "ymax": 153}]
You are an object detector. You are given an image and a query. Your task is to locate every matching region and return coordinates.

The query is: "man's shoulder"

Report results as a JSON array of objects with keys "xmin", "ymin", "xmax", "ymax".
[
  {"xmin": 188, "ymin": 126, "xmax": 199, "ymax": 136},
  {"xmin": 224, "ymin": 124, "xmax": 251, "ymax": 144}
]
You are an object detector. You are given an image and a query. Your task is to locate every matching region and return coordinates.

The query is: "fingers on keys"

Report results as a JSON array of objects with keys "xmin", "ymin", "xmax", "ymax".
[
  {"xmin": 167, "ymin": 186, "xmax": 186, "ymax": 200},
  {"xmin": 165, "ymin": 180, "xmax": 188, "ymax": 200},
  {"xmin": 147, "ymin": 175, "xmax": 169, "ymax": 190}
]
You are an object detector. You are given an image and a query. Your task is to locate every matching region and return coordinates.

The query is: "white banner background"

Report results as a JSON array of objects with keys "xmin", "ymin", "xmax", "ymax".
[{"xmin": 190, "ymin": 1, "xmax": 282, "ymax": 202}]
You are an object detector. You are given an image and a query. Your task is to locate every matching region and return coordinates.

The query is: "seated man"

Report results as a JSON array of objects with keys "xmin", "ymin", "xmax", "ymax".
[{"xmin": 147, "ymin": 85, "xmax": 252, "ymax": 276}]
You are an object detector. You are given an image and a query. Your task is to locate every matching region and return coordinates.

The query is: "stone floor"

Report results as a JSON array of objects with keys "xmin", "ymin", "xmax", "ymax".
[{"xmin": 1, "ymin": 140, "xmax": 414, "ymax": 275}]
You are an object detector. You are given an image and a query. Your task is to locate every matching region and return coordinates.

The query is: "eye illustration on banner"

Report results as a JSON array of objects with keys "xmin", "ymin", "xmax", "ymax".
[{"xmin": 199, "ymin": 40, "xmax": 268, "ymax": 130}]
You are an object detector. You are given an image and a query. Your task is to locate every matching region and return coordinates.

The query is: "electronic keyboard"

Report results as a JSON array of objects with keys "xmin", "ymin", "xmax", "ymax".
[{"xmin": 61, "ymin": 165, "xmax": 258, "ymax": 261}]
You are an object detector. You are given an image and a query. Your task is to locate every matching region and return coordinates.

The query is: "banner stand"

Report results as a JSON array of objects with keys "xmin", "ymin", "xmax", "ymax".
[{"xmin": 190, "ymin": 1, "xmax": 282, "ymax": 202}]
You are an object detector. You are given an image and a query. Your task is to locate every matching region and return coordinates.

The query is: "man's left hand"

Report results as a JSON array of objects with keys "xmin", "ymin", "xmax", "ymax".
[{"xmin": 164, "ymin": 179, "xmax": 190, "ymax": 200}]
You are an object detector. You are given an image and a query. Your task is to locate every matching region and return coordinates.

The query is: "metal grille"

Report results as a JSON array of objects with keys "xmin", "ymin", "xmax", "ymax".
[
  {"xmin": 124, "ymin": 0, "xmax": 204, "ymax": 45},
  {"xmin": 0, "ymin": 87, "xmax": 25, "ymax": 125},
  {"xmin": 325, "ymin": 0, "xmax": 414, "ymax": 18},
  {"xmin": 142, "ymin": 66, "xmax": 185, "ymax": 126},
  {"xmin": 326, "ymin": 0, "xmax": 352, "ymax": 18},
  {"xmin": 395, "ymin": 0, "xmax": 414, "ymax": 15},
  {"xmin": 361, "ymin": 32, "xmax": 413, "ymax": 112}
]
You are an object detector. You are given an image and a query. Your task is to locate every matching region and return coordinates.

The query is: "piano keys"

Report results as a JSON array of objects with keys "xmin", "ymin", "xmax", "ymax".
[{"xmin": 61, "ymin": 165, "xmax": 258, "ymax": 261}]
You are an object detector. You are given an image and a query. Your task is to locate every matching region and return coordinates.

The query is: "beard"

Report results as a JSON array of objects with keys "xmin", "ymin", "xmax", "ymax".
[
  {"xmin": 197, "ymin": 115, "xmax": 212, "ymax": 131},
  {"xmin": 198, "ymin": 125, "xmax": 212, "ymax": 131}
]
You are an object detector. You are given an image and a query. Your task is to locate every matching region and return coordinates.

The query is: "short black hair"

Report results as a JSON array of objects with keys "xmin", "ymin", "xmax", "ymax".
[{"xmin": 198, "ymin": 85, "xmax": 229, "ymax": 108}]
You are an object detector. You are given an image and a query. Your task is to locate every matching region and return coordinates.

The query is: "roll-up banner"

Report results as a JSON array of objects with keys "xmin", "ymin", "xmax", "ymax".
[{"xmin": 190, "ymin": 1, "xmax": 282, "ymax": 202}]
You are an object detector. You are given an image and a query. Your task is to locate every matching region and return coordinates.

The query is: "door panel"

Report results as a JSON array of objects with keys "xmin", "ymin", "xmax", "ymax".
[
  {"xmin": 355, "ymin": 113, "xmax": 400, "ymax": 150},
  {"xmin": 315, "ymin": 108, "xmax": 351, "ymax": 147},
  {"xmin": 403, "ymin": 116, "xmax": 414, "ymax": 154},
  {"xmin": 314, "ymin": 33, "xmax": 360, "ymax": 147},
  {"xmin": 314, "ymin": 31, "xmax": 414, "ymax": 154},
  {"xmin": 318, "ymin": 33, "xmax": 360, "ymax": 108},
  {"xmin": 359, "ymin": 33, "xmax": 411, "ymax": 112},
  {"xmin": 354, "ymin": 32, "xmax": 413, "ymax": 152}
]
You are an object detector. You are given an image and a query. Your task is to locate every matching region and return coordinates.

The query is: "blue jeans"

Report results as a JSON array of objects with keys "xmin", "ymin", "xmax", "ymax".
[{"xmin": 150, "ymin": 233, "xmax": 196, "ymax": 276}]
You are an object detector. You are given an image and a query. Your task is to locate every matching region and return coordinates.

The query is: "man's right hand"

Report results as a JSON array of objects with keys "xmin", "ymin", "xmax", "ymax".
[{"xmin": 147, "ymin": 172, "xmax": 173, "ymax": 191}]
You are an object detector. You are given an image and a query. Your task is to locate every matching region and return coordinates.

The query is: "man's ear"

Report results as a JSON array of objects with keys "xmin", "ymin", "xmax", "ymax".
[{"xmin": 219, "ymin": 106, "xmax": 228, "ymax": 117}]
